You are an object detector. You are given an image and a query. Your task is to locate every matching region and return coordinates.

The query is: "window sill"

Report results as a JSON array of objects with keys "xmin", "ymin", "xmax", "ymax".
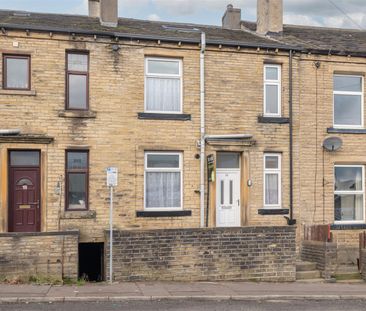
[
  {"xmin": 258, "ymin": 208, "xmax": 289, "ymax": 215},
  {"xmin": 138, "ymin": 112, "xmax": 191, "ymax": 121},
  {"xmin": 61, "ymin": 210, "xmax": 96, "ymax": 219},
  {"xmin": 258, "ymin": 116, "xmax": 290, "ymax": 124},
  {"xmin": 136, "ymin": 210, "xmax": 192, "ymax": 217},
  {"xmin": 330, "ymin": 223, "xmax": 366, "ymax": 230},
  {"xmin": 58, "ymin": 110, "xmax": 97, "ymax": 119},
  {"xmin": 327, "ymin": 127, "xmax": 366, "ymax": 134},
  {"xmin": 0, "ymin": 89, "xmax": 36, "ymax": 96}
]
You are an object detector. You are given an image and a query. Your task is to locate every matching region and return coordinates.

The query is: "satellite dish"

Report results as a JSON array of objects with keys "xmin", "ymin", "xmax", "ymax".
[{"xmin": 323, "ymin": 137, "xmax": 342, "ymax": 152}]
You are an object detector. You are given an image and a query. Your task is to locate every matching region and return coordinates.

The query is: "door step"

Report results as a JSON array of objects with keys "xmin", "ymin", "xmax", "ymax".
[
  {"xmin": 296, "ymin": 278, "xmax": 324, "ymax": 283},
  {"xmin": 296, "ymin": 270, "xmax": 321, "ymax": 280},
  {"xmin": 296, "ymin": 261, "xmax": 317, "ymax": 272},
  {"xmin": 296, "ymin": 261, "xmax": 322, "ymax": 280},
  {"xmin": 335, "ymin": 264, "xmax": 363, "ymax": 282}
]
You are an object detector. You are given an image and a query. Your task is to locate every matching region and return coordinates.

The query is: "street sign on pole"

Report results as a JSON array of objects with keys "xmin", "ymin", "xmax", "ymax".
[
  {"xmin": 107, "ymin": 167, "xmax": 118, "ymax": 187},
  {"xmin": 106, "ymin": 167, "xmax": 118, "ymax": 284}
]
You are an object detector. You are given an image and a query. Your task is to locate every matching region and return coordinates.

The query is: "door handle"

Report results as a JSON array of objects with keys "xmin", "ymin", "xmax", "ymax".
[
  {"xmin": 237, "ymin": 199, "xmax": 240, "ymax": 206},
  {"xmin": 29, "ymin": 201, "xmax": 40, "ymax": 208}
]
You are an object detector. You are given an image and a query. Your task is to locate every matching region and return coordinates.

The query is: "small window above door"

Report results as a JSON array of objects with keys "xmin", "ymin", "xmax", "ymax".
[
  {"xmin": 10, "ymin": 151, "xmax": 40, "ymax": 167},
  {"xmin": 217, "ymin": 153, "xmax": 240, "ymax": 169}
]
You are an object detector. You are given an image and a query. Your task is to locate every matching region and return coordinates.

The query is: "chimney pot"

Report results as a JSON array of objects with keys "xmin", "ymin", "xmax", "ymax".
[
  {"xmin": 257, "ymin": 0, "xmax": 283, "ymax": 35},
  {"xmin": 89, "ymin": 0, "xmax": 118, "ymax": 28},
  {"xmin": 222, "ymin": 4, "xmax": 242, "ymax": 30}
]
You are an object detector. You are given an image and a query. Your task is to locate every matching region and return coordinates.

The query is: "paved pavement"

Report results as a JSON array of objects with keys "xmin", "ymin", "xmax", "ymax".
[
  {"xmin": 0, "ymin": 281, "xmax": 366, "ymax": 303},
  {"xmin": 2, "ymin": 299, "xmax": 366, "ymax": 311}
]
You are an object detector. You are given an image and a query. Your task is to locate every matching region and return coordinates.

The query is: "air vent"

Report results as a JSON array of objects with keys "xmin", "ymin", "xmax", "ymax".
[{"xmin": 162, "ymin": 25, "xmax": 200, "ymax": 33}]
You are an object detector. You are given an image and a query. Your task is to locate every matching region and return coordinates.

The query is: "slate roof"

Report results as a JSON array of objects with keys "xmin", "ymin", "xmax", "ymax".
[
  {"xmin": 1, "ymin": 9, "xmax": 366, "ymax": 55},
  {"xmin": 0, "ymin": 10, "xmax": 290, "ymax": 50},
  {"xmin": 242, "ymin": 21, "xmax": 366, "ymax": 56}
]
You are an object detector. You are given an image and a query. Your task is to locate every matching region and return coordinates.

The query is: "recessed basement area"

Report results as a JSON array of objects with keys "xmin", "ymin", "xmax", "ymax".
[{"xmin": 78, "ymin": 243, "xmax": 104, "ymax": 282}]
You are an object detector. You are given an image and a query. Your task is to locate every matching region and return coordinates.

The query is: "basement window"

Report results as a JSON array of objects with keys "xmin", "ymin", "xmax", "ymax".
[{"xmin": 79, "ymin": 243, "xmax": 104, "ymax": 282}]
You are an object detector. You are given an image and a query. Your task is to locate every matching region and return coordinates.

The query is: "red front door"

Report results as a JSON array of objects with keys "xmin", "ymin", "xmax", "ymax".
[{"xmin": 8, "ymin": 151, "xmax": 41, "ymax": 232}]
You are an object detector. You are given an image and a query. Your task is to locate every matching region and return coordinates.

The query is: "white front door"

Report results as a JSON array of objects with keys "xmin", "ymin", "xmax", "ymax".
[{"xmin": 216, "ymin": 170, "xmax": 241, "ymax": 227}]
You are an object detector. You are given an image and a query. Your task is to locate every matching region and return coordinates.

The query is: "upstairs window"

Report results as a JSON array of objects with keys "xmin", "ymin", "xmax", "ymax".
[
  {"xmin": 3, "ymin": 54, "xmax": 30, "ymax": 90},
  {"xmin": 264, "ymin": 64, "xmax": 281, "ymax": 117},
  {"xmin": 145, "ymin": 58, "xmax": 182, "ymax": 113},
  {"xmin": 334, "ymin": 165, "xmax": 364, "ymax": 223},
  {"xmin": 66, "ymin": 52, "xmax": 89, "ymax": 110},
  {"xmin": 264, "ymin": 154, "xmax": 281, "ymax": 208},
  {"xmin": 66, "ymin": 150, "xmax": 89, "ymax": 211},
  {"xmin": 334, "ymin": 75, "xmax": 363, "ymax": 128},
  {"xmin": 144, "ymin": 152, "xmax": 182, "ymax": 210}
]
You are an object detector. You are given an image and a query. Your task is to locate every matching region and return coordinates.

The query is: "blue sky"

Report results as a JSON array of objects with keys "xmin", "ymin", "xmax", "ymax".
[{"xmin": 0, "ymin": 0, "xmax": 365, "ymax": 29}]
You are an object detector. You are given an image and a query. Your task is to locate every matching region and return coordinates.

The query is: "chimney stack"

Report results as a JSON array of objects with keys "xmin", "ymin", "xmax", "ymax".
[
  {"xmin": 257, "ymin": 0, "xmax": 283, "ymax": 35},
  {"xmin": 88, "ymin": 0, "xmax": 118, "ymax": 28},
  {"xmin": 222, "ymin": 4, "xmax": 242, "ymax": 30}
]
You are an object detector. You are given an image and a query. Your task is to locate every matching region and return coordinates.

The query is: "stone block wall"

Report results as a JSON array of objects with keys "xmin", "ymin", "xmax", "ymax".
[
  {"xmin": 361, "ymin": 249, "xmax": 366, "ymax": 281},
  {"xmin": 301, "ymin": 240, "xmax": 337, "ymax": 279},
  {"xmin": 106, "ymin": 226, "xmax": 296, "ymax": 282},
  {"xmin": 0, "ymin": 231, "xmax": 79, "ymax": 280}
]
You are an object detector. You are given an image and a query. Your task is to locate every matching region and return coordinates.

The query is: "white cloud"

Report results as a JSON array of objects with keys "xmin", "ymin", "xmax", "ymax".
[
  {"xmin": 284, "ymin": 14, "xmax": 322, "ymax": 27},
  {"xmin": 148, "ymin": 13, "xmax": 161, "ymax": 21},
  {"xmin": 70, "ymin": 0, "xmax": 88, "ymax": 15},
  {"xmin": 152, "ymin": 0, "xmax": 251, "ymax": 16}
]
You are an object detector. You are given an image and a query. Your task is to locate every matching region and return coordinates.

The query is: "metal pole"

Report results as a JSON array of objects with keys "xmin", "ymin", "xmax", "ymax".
[{"xmin": 109, "ymin": 185, "xmax": 113, "ymax": 284}]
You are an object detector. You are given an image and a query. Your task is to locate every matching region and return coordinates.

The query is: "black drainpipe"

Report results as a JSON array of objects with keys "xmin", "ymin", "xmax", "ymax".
[{"xmin": 286, "ymin": 50, "xmax": 296, "ymax": 226}]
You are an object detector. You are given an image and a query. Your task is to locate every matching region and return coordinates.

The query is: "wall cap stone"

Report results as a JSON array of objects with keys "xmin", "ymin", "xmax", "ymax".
[{"xmin": 0, "ymin": 230, "xmax": 79, "ymax": 238}]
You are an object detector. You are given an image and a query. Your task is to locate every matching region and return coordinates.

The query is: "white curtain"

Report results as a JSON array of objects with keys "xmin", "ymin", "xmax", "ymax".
[
  {"xmin": 146, "ymin": 77, "xmax": 180, "ymax": 112},
  {"xmin": 354, "ymin": 169, "xmax": 363, "ymax": 220},
  {"xmin": 7, "ymin": 58, "xmax": 28, "ymax": 89},
  {"xmin": 355, "ymin": 195, "xmax": 363, "ymax": 220},
  {"xmin": 265, "ymin": 174, "xmax": 279, "ymax": 205},
  {"xmin": 146, "ymin": 172, "xmax": 181, "ymax": 208}
]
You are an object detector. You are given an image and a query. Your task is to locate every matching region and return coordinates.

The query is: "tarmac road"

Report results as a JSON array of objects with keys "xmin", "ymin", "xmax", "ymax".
[{"xmin": 1, "ymin": 299, "xmax": 366, "ymax": 311}]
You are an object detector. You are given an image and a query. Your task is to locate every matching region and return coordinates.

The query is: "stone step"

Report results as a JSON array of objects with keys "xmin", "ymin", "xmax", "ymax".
[
  {"xmin": 296, "ymin": 270, "xmax": 321, "ymax": 280},
  {"xmin": 296, "ymin": 261, "xmax": 317, "ymax": 272},
  {"xmin": 335, "ymin": 272, "xmax": 362, "ymax": 281},
  {"xmin": 336, "ymin": 264, "xmax": 360, "ymax": 274},
  {"xmin": 336, "ymin": 279, "xmax": 364, "ymax": 283},
  {"xmin": 296, "ymin": 278, "xmax": 324, "ymax": 283}
]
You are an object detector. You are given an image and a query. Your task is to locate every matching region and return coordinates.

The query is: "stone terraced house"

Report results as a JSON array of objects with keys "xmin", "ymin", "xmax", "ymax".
[{"xmin": 0, "ymin": 0, "xmax": 366, "ymax": 282}]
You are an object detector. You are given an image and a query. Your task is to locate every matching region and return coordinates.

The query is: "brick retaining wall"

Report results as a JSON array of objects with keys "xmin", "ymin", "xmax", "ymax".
[
  {"xmin": 106, "ymin": 226, "xmax": 296, "ymax": 282},
  {"xmin": 301, "ymin": 240, "xmax": 337, "ymax": 279},
  {"xmin": 0, "ymin": 231, "xmax": 79, "ymax": 280}
]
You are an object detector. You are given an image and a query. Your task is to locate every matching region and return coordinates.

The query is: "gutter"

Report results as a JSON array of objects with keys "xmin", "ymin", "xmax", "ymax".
[
  {"xmin": 0, "ymin": 129, "xmax": 20, "ymax": 135},
  {"xmin": 200, "ymin": 32, "xmax": 206, "ymax": 228}
]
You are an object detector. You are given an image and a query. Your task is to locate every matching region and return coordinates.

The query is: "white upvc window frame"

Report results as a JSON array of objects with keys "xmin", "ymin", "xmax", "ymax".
[
  {"xmin": 144, "ymin": 151, "xmax": 183, "ymax": 211},
  {"xmin": 333, "ymin": 74, "xmax": 364, "ymax": 129},
  {"xmin": 263, "ymin": 64, "xmax": 281, "ymax": 117},
  {"xmin": 334, "ymin": 165, "xmax": 365, "ymax": 224},
  {"xmin": 144, "ymin": 57, "xmax": 183, "ymax": 114},
  {"xmin": 263, "ymin": 153, "xmax": 282, "ymax": 209}
]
